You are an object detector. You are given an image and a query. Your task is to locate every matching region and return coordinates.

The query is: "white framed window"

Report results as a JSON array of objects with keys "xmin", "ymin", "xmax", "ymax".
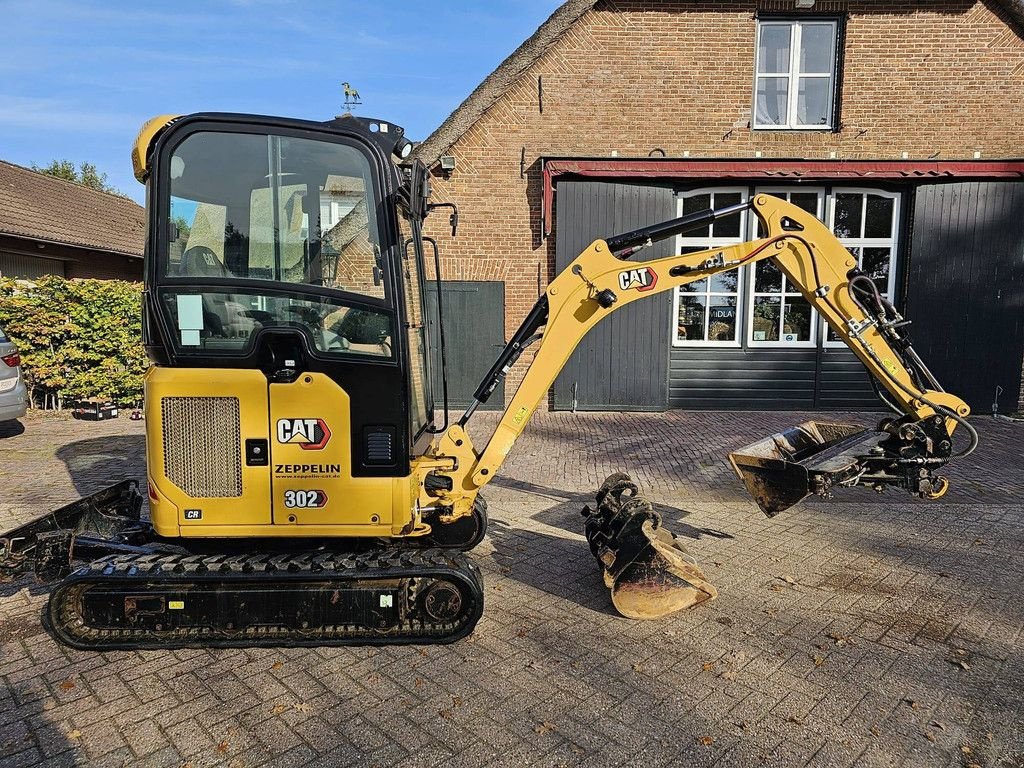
[
  {"xmin": 748, "ymin": 188, "xmax": 824, "ymax": 347},
  {"xmin": 672, "ymin": 188, "xmax": 748, "ymax": 347},
  {"xmin": 823, "ymin": 189, "xmax": 901, "ymax": 345},
  {"xmin": 669, "ymin": 186, "xmax": 902, "ymax": 351},
  {"xmin": 753, "ymin": 19, "xmax": 838, "ymax": 130}
]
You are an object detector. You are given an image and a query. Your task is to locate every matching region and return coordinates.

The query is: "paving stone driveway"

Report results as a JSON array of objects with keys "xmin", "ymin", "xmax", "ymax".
[{"xmin": 1, "ymin": 409, "xmax": 1022, "ymax": 768}]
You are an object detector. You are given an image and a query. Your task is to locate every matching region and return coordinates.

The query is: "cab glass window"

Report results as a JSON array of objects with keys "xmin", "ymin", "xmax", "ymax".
[
  {"xmin": 166, "ymin": 131, "xmax": 385, "ymax": 300},
  {"xmin": 161, "ymin": 288, "xmax": 392, "ymax": 358},
  {"xmin": 395, "ymin": 207, "xmax": 431, "ymax": 436}
]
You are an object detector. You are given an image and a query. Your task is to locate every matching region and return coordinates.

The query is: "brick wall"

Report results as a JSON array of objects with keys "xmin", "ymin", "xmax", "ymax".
[{"xmin": 423, "ymin": 0, "xmax": 1024, "ymax": 406}]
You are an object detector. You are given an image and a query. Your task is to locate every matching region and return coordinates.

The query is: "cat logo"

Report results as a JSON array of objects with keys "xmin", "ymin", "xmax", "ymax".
[
  {"xmin": 617, "ymin": 266, "xmax": 658, "ymax": 292},
  {"xmin": 276, "ymin": 418, "xmax": 332, "ymax": 450}
]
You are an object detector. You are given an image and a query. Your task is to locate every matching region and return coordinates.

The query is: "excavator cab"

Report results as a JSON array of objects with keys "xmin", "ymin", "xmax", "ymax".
[{"xmin": 137, "ymin": 114, "xmax": 449, "ymax": 539}]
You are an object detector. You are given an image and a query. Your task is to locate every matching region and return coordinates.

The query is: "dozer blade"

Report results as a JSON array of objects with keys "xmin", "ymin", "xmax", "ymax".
[
  {"xmin": 729, "ymin": 421, "xmax": 879, "ymax": 516},
  {"xmin": 1, "ymin": 481, "xmax": 147, "ymax": 581},
  {"xmin": 582, "ymin": 473, "xmax": 717, "ymax": 620}
]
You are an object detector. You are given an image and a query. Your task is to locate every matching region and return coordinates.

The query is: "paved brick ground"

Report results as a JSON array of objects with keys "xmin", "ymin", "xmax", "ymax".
[{"xmin": 1, "ymin": 409, "xmax": 1023, "ymax": 768}]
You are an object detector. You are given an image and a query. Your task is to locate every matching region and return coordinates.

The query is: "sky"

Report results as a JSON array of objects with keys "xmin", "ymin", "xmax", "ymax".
[{"xmin": 0, "ymin": 0, "xmax": 562, "ymax": 204}]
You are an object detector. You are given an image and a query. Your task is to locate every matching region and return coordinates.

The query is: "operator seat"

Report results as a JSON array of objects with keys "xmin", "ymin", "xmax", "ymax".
[{"xmin": 179, "ymin": 246, "xmax": 239, "ymax": 341}]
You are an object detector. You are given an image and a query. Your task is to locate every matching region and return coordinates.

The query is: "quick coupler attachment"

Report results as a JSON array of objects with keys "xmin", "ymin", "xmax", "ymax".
[{"xmin": 581, "ymin": 473, "xmax": 717, "ymax": 620}]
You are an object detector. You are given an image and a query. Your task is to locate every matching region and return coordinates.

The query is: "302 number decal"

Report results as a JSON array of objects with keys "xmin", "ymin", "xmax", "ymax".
[{"xmin": 283, "ymin": 490, "xmax": 328, "ymax": 509}]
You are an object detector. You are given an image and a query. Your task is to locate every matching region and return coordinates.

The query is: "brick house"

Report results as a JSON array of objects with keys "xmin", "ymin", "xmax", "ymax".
[
  {"xmin": 0, "ymin": 160, "xmax": 144, "ymax": 281},
  {"xmin": 416, "ymin": 0, "xmax": 1024, "ymax": 415}
]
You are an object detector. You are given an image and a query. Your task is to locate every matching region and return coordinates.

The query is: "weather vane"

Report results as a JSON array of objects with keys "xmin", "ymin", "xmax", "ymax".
[{"xmin": 342, "ymin": 82, "xmax": 362, "ymax": 112}]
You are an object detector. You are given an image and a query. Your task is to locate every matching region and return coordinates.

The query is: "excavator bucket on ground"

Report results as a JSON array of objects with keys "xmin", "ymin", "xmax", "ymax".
[
  {"xmin": 729, "ymin": 421, "xmax": 876, "ymax": 517},
  {"xmin": 581, "ymin": 473, "xmax": 717, "ymax": 620}
]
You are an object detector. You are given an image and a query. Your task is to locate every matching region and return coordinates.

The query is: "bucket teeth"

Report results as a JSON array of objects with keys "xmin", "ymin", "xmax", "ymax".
[{"xmin": 582, "ymin": 474, "xmax": 717, "ymax": 620}]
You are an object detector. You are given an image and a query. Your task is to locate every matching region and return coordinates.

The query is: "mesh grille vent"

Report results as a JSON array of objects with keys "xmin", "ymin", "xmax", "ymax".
[{"xmin": 161, "ymin": 397, "xmax": 242, "ymax": 498}]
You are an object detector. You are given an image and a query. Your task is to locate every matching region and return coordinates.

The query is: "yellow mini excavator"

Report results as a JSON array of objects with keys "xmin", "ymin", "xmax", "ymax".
[{"xmin": 0, "ymin": 113, "xmax": 974, "ymax": 649}]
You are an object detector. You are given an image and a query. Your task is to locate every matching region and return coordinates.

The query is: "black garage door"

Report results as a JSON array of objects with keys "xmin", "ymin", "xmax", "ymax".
[{"xmin": 905, "ymin": 181, "xmax": 1024, "ymax": 413}]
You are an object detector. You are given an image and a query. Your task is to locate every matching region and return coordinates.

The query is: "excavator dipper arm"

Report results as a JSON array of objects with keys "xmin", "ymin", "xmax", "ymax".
[{"xmin": 418, "ymin": 194, "xmax": 973, "ymax": 518}]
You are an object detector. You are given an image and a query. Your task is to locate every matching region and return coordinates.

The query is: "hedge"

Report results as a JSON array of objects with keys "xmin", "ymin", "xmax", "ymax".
[{"xmin": 0, "ymin": 276, "xmax": 146, "ymax": 409}]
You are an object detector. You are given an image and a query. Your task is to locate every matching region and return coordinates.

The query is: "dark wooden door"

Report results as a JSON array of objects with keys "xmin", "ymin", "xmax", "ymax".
[
  {"xmin": 425, "ymin": 281, "xmax": 505, "ymax": 410},
  {"xmin": 906, "ymin": 182, "xmax": 1024, "ymax": 413},
  {"xmin": 553, "ymin": 180, "xmax": 673, "ymax": 410}
]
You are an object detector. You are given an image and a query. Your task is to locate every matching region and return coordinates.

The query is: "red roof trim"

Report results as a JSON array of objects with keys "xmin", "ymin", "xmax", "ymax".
[{"xmin": 541, "ymin": 158, "xmax": 1024, "ymax": 236}]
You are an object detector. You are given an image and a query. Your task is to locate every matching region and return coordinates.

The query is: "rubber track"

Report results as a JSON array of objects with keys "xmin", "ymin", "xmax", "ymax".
[{"xmin": 47, "ymin": 548, "xmax": 483, "ymax": 650}]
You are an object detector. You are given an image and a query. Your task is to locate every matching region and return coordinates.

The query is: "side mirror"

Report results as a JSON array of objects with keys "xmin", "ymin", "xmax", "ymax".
[{"xmin": 407, "ymin": 159, "xmax": 430, "ymax": 220}]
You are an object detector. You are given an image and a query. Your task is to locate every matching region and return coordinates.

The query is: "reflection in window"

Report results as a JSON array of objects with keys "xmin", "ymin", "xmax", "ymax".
[
  {"xmin": 754, "ymin": 20, "xmax": 838, "ymax": 129},
  {"xmin": 671, "ymin": 187, "xmax": 900, "ymax": 351},
  {"xmin": 826, "ymin": 190, "xmax": 900, "ymax": 343},
  {"xmin": 162, "ymin": 289, "xmax": 392, "ymax": 357},
  {"xmin": 395, "ymin": 208, "xmax": 430, "ymax": 435},
  {"xmin": 166, "ymin": 131, "xmax": 385, "ymax": 301},
  {"xmin": 673, "ymin": 190, "xmax": 747, "ymax": 345},
  {"xmin": 750, "ymin": 190, "xmax": 823, "ymax": 345}
]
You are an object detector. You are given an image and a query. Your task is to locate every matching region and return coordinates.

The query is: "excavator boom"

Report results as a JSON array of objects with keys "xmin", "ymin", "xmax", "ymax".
[{"xmin": 419, "ymin": 194, "xmax": 972, "ymax": 519}]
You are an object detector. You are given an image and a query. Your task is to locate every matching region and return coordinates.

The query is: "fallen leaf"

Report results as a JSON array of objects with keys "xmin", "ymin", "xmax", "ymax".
[
  {"xmin": 59, "ymin": 680, "xmax": 76, "ymax": 692},
  {"xmin": 270, "ymin": 661, "xmax": 283, "ymax": 671},
  {"xmin": 788, "ymin": 716, "xmax": 804, "ymax": 725},
  {"xmin": 869, "ymin": 725, "xmax": 880, "ymax": 736},
  {"xmin": 904, "ymin": 698, "xmax": 919, "ymax": 710},
  {"xmin": 271, "ymin": 704, "xmax": 287, "ymax": 715},
  {"xmin": 516, "ymin": 628, "xmax": 528, "ymax": 638},
  {"xmin": 721, "ymin": 668, "xmax": 738, "ymax": 681},
  {"xmin": 930, "ymin": 720, "xmax": 946, "ymax": 730},
  {"xmin": 215, "ymin": 741, "xmax": 229, "ymax": 754},
  {"xmin": 417, "ymin": 648, "xmax": 429, "ymax": 657},
  {"xmin": 952, "ymin": 660, "xmax": 971, "ymax": 670},
  {"xmin": 67, "ymin": 730, "xmax": 82, "ymax": 739},
  {"xmin": 827, "ymin": 632, "xmax": 852, "ymax": 647},
  {"xmin": 632, "ymin": 663, "xmax": 644, "ymax": 673},
  {"xmin": 438, "ymin": 708, "xmax": 454, "ymax": 720},
  {"xmin": 414, "ymin": 678, "xmax": 424, "ymax": 689},
  {"xmin": 924, "ymin": 731, "xmax": 936, "ymax": 743},
  {"xmin": 292, "ymin": 702, "xmax": 311, "ymax": 713},
  {"xmin": 779, "ymin": 575, "xmax": 797, "ymax": 585},
  {"xmin": 768, "ymin": 584, "xmax": 784, "ymax": 593},
  {"xmin": 701, "ymin": 661, "xmax": 716, "ymax": 672},
  {"xmin": 961, "ymin": 745, "xmax": 972, "ymax": 755},
  {"xmin": 812, "ymin": 655, "xmax": 826, "ymax": 667},
  {"xmin": 534, "ymin": 721, "xmax": 556, "ymax": 735},
  {"xmin": 972, "ymin": 538, "xmax": 985, "ymax": 546},
  {"xmin": 736, "ymin": 721, "xmax": 749, "ymax": 731},
  {"xmin": 367, "ymin": 674, "xmax": 380, "ymax": 685},
  {"xmin": 696, "ymin": 736, "xmax": 714, "ymax": 746},
  {"xmin": 452, "ymin": 696, "xmax": 463, "ymax": 708}
]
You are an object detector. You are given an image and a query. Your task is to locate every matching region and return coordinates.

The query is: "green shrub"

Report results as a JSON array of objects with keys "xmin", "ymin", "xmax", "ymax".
[{"xmin": 0, "ymin": 276, "xmax": 146, "ymax": 408}]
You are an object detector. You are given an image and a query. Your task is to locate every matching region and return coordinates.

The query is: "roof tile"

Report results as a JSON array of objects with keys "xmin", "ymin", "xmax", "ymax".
[{"xmin": 0, "ymin": 160, "xmax": 145, "ymax": 257}]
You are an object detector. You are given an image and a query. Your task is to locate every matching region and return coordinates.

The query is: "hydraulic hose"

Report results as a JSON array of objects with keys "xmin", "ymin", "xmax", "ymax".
[{"xmin": 782, "ymin": 236, "xmax": 979, "ymax": 459}]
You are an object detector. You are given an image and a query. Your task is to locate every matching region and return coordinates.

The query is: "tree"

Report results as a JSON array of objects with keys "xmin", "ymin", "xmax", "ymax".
[{"xmin": 32, "ymin": 159, "xmax": 121, "ymax": 195}]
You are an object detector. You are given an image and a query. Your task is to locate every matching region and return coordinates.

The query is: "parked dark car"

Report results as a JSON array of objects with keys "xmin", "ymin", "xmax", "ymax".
[{"xmin": 0, "ymin": 325, "xmax": 28, "ymax": 423}]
